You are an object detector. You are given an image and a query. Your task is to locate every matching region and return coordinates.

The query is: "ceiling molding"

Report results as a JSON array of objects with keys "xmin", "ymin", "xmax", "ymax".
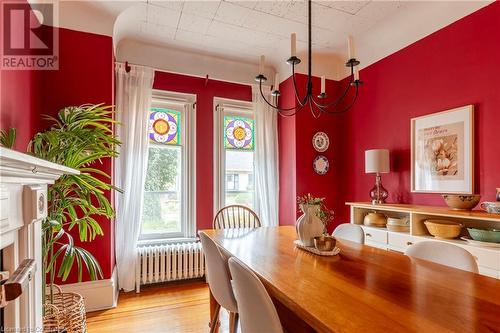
[{"xmin": 116, "ymin": 38, "xmax": 274, "ymax": 86}]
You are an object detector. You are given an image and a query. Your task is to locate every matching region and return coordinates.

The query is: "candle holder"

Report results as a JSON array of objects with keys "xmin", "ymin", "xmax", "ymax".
[
  {"xmin": 255, "ymin": 74, "xmax": 267, "ymax": 82},
  {"xmin": 286, "ymin": 56, "xmax": 301, "ymax": 65}
]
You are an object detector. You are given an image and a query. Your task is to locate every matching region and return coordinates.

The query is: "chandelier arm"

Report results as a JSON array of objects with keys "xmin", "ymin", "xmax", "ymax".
[
  {"xmin": 277, "ymin": 99, "xmax": 308, "ymax": 117},
  {"xmin": 259, "ymin": 79, "xmax": 299, "ymax": 112},
  {"xmin": 311, "ymin": 70, "xmax": 355, "ymax": 109},
  {"xmin": 308, "ymin": 96, "xmax": 322, "ymax": 119},
  {"xmin": 322, "ymin": 83, "xmax": 360, "ymax": 114},
  {"xmin": 291, "ymin": 64, "xmax": 307, "ymax": 107}
]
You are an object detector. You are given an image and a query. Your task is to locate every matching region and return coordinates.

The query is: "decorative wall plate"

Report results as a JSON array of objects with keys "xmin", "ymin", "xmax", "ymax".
[
  {"xmin": 312, "ymin": 132, "xmax": 329, "ymax": 152},
  {"xmin": 313, "ymin": 155, "xmax": 329, "ymax": 175}
]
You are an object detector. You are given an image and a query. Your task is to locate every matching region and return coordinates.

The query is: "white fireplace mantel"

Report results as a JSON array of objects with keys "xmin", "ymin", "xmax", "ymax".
[{"xmin": 1, "ymin": 147, "xmax": 78, "ymax": 331}]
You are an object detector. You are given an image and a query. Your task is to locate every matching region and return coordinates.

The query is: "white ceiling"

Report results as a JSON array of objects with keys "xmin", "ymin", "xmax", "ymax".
[
  {"xmin": 53, "ymin": 0, "xmax": 493, "ymax": 83},
  {"xmin": 101, "ymin": 1, "xmax": 409, "ymax": 74}
]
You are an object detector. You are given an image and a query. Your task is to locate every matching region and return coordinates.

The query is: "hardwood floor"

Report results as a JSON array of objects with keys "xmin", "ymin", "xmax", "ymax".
[{"xmin": 87, "ymin": 280, "xmax": 229, "ymax": 333}]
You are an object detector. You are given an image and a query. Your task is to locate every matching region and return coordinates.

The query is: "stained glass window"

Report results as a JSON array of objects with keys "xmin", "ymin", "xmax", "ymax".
[
  {"xmin": 149, "ymin": 108, "xmax": 181, "ymax": 145},
  {"xmin": 224, "ymin": 116, "xmax": 254, "ymax": 150}
]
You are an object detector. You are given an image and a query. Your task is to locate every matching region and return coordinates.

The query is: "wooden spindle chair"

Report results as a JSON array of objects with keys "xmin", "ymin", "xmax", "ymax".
[{"xmin": 213, "ymin": 205, "xmax": 261, "ymax": 229}]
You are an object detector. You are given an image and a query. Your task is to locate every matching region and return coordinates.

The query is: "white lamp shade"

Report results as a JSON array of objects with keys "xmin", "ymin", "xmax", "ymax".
[{"xmin": 365, "ymin": 149, "xmax": 390, "ymax": 174}]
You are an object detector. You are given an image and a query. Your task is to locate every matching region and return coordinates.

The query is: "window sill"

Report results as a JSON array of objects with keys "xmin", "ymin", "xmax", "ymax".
[{"xmin": 137, "ymin": 237, "xmax": 199, "ymax": 247}]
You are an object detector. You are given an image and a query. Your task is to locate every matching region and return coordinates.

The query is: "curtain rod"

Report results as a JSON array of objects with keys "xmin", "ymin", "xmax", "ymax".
[{"xmin": 115, "ymin": 60, "xmax": 271, "ymax": 90}]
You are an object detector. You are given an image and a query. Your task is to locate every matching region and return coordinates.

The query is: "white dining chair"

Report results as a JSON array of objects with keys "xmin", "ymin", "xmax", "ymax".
[
  {"xmin": 332, "ymin": 223, "xmax": 365, "ymax": 244},
  {"xmin": 228, "ymin": 257, "xmax": 284, "ymax": 333},
  {"xmin": 199, "ymin": 233, "xmax": 239, "ymax": 333},
  {"xmin": 405, "ymin": 241, "xmax": 478, "ymax": 273}
]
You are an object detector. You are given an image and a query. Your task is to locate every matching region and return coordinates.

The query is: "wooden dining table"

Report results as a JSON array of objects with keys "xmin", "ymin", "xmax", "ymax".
[{"xmin": 200, "ymin": 226, "xmax": 500, "ymax": 333}]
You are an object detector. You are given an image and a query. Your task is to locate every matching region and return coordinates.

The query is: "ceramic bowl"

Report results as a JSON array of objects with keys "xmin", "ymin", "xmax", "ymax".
[
  {"xmin": 387, "ymin": 217, "xmax": 409, "ymax": 226},
  {"xmin": 424, "ymin": 220, "xmax": 463, "ymax": 239},
  {"xmin": 442, "ymin": 194, "xmax": 481, "ymax": 210},
  {"xmin": 467, "ymin": 227, "xmax": 500, "ymax": 243},
  {"xmin": 313, "ymin": 235, "xmax": 336, "ymax": 251},
  {"xmin": 480, "ymin": 202, "xmax": 500, "ymax": 214},
  {"xmin": 387, "ymin": 224, "xmax": 410, "ymax": 232}
]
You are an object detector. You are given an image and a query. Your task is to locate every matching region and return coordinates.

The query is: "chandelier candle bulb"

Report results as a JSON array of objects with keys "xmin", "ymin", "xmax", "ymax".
[
  {"xmin": 354, "ymin": 67, "xmax": 359, "ymax": 81},
  {"xmin": 347, "ymin": 36, "xmax": 354, "ymax": 60},
  {"xmin": 259, "ymin": 55, "xmax": 265, "ymax": 74},
  {"xmin": 291, "ymin": 33, "xmax": 297, "ymax": 57},
  {"xmin": 321, "ymin": 76, "xmax": 326, "ymax": 94},
  {"xmin": 274, "ymin": 73, "xmax": 280, "ymax": 91}
]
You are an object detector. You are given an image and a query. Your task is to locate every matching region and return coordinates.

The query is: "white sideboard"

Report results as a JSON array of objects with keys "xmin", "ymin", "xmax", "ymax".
[
  {"xmin": 348, "ymin": 202, "xmax": 500, "ymax": 279},
  {"xmin": 0, "ymin": 147, "xmax": 78, "ymax": 331}
]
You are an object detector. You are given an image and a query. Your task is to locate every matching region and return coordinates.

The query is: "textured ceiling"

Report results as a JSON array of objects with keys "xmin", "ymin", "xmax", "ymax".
[
  {"xmin": 59, "ymin": 1, "xmax": 492, "ymax": 82},
  {"xmin": 102, "ymin": 1, "xmax": 408, "ymax": 66}
]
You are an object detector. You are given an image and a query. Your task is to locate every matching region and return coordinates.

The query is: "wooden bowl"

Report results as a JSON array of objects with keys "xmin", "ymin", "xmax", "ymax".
[
  {"xmin": 442, "ymin": 194, "xmax": 480, "ymax": 210},
  {"xmin": 424, "ymin": 220, "xmax": 463, "ymax": 239},
  {"xmin": 313, "ymin": 235, "xmax": 336, "ymax": 251}
]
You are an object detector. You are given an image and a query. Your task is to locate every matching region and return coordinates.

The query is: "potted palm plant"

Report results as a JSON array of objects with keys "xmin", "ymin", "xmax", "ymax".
[{"xmin": 29, "ymin": 104, "xmax": 120, "ymax": 331}]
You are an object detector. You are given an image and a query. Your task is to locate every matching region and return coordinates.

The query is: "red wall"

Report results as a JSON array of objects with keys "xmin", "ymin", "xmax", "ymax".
[
  {"xmin": 279, "ymin": 2, "xmax": 500, "ymax": 226},
  {"xmin": 153, "ymin": 72, "xmax": 252, "ymax": 230},
  {"xmin": 39, "ymin": 27, "xmax": 115, "ymax": 283},
  {"xmin": 339, "ymin": 2, "xmax": 500, "ymax": 218},
  {"xmin": 1, "ymin": 5, "xmax": 115, "ymax": 283},
  {"xmin": 277, "ymin": 77, "xmax": 297, "ymax": 225},
  {"xmin": 0, "ymin": 1, "xmax": 40, "ymax": 151},
  {"xmin": 278, "ymin": 74, "xmax": 348, "ymax": 231},
  {"xmin": 0, "ymin": 67, "xmax": 39, "ymax": 150}
]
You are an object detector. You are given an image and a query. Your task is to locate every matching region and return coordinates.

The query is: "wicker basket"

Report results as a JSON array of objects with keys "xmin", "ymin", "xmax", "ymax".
[
  {"xmin": 43, "ymin": 303, "xmax": 62, "ymax": 333},
  {"xmin": 44, "ymin": 284, "xmax": 87, "ymax": 333}
]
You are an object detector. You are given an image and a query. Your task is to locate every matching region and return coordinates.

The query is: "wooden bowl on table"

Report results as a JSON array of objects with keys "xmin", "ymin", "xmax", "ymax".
[
  {"xmin": 313, "ymin": 235, "xmax": 336, "ymax": 251},
  {"xmin": 442, "ymin": 194, "xmax": 480, "ymax": 210},
  {"xmin": 424, "ymin": 220, "xmax": 463, "ymax": 239}
]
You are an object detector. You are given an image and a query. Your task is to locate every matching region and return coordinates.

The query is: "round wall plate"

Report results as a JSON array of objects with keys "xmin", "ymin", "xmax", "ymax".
[
  {"xmin": 313, "ymin": 155, "xmax": 329, "ymax": 175},
  {"xmin": 312, "ymin": 132, "xmax": 329, "ymax": 152}
]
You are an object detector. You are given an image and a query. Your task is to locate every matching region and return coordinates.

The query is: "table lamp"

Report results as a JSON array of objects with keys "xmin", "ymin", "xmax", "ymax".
[{"xmin": 365, "ymin": 149, "xmax": 390, "ymax": 205}]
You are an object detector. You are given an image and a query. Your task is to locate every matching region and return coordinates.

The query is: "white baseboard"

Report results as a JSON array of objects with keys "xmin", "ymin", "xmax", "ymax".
[{"xmin": 60, "ymin": 268, "xmax": 118, "ymax": 312}]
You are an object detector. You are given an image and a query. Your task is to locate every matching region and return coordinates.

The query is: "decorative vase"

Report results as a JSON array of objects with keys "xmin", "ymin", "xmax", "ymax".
[
  {"xmin": 296, "ymin": 204, "xmax": 325, "ymax": 246},
  {"xmin": 496, "ymin": 188, "xmax": 500, "ymax": 202}
]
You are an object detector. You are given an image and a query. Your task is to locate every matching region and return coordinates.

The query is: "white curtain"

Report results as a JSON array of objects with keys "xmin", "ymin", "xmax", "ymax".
[
  {"xmin": 114, "ymin": 63, "xmax": 154, "ymax": 292},
  {"xmin": 253, "ymin": 86, "xmax": 279, "ymax": 227}
]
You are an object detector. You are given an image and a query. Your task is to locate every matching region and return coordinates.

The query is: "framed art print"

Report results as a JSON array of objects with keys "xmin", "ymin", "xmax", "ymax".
[{"xmin": 411, "ymin": 105, "xmax": 474, "ymax": 194}]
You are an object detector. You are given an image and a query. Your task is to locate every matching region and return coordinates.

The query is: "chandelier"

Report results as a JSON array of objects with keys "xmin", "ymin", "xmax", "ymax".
[{"xmin": 255, "ymin": 0, "xmax": 362, "ymax": 117}]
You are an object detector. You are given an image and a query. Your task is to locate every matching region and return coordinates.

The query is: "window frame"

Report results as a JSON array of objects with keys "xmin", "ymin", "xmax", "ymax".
[
  {"xmin": 139, "ymin": 90, "xmax": 196, "ymax": 241},
  {"xmin": 213, "ymin": 97, "xmax": 255, "ymax": 214}
]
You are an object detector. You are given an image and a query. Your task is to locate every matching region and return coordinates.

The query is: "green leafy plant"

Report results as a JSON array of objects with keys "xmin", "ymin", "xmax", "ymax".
[
  {"xmin": 28, "ymin": 104, "xmax": 120, "ymax": 300},
  {"xmin": 297, "ymin": 193, "xmax": 335, "ymax": 228},
  {"xmin": 0, "ymin": 128, "xmax": 17, "ymax": 148}
]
